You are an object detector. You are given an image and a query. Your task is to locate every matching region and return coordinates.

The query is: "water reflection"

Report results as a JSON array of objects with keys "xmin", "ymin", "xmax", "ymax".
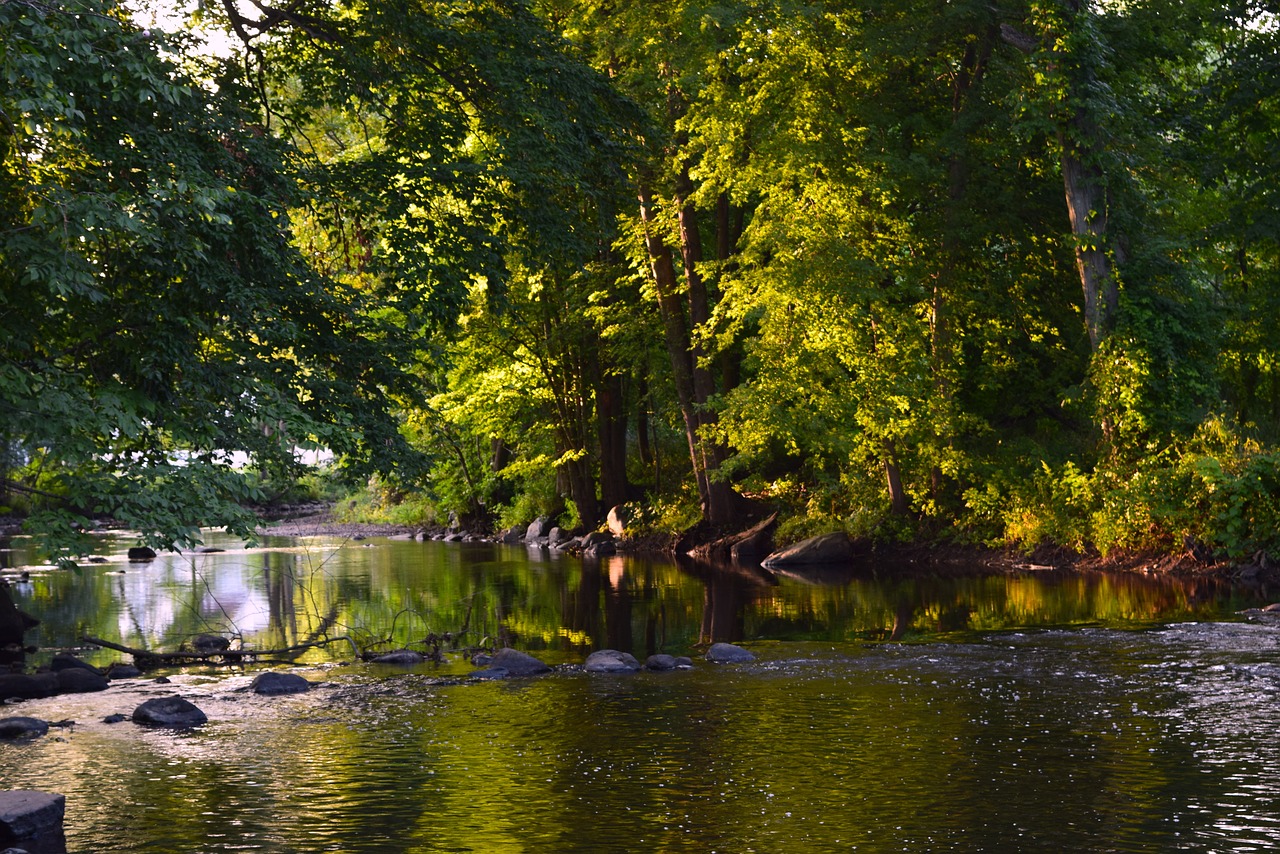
[{"xmin": 1, "ymin": 534, "xmax": 1269, "ymax": 669}]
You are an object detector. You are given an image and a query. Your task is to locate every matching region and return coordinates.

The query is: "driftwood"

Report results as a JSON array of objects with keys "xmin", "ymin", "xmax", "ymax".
[{"xmin": 82, "ymin": 635, "xmax": 359, "ymax": 670}]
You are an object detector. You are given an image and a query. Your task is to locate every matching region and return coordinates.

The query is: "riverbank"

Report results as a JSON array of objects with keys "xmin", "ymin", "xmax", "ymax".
[{"xmin": 251, "ymin": 504, "xmax": 1269, "ymax": 583}]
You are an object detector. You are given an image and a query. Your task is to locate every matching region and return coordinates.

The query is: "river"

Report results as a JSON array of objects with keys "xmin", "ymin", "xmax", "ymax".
[{"xmin": 3, "ymin": 532, "xmax": 1280, "ymax": 852}]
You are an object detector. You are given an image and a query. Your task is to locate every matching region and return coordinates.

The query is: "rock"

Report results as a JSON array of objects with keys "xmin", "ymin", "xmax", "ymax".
[
  {"xmin": 190, "ymin": 634, "xmax": 230, "ymax": 654},
  {"xmin": 371, "ymin": 650, "xmax": 425, "ymax": 665},
  {"xmin": 0, "ymin": 790, "xmax": 65, "ymax": 845},
  {"xmin": 443, "ymin": 533, "xmax": 463, "ymax": 543},
  {"xmin": 0, "ymin": 718, "xmax": 49, "ymax": 740},
  {"xmin": 470, "ymin": 653, "xmax": 492, "ymax": 667},
  {"xmin": 488, "ymin": 648, "xmax": 551, "ymax": 677},
  {"xmin": 133, "ymin": 696, "xmax": 208, "ymax": 728},
  {"xmin": 49, "ymin": 654, "xmax": 99, "ymax": 675},
  {"xmin": 105, "ymin": 663, "xmax": 142, "ymax": 679},
  {"xmin": 103, "ymin": 714, "xmax": 128, "ymax": 724},
  {"xmin": 584, "ymin": 649, "xmax": 641, "ymax": 673},
  {"xmin": 546, "ymin": 527, "xmax": 568, "ymax": 546},
  {"xmin": 152, "ymin": 676, "xmax": 171, "ymax": 684},
  {"xmin": 251, "ymin": 672, "xmax": 311, "ymax": 696},
  {"xmin": 499, "ymin": 526, "xmax": 524, "ymax": 544},
  {"xmin": 706, "ymin": 642, "xmax": 755, "ymax": 663},
  {"xmin": 760, "ymin": 532, "xmax": 854, "ymax": 568},
  {"xmin": 469, "ymin": 668, "xmax": 509, "ymax": 681},
  {"xmin": 731, "ymin": 525, "xmax": 775, "ymax": 563},
  {"xmin": 0, "ymin": 675, "xmax": 57, "ymax": 701},
  {"xmin": 644, "ymin": 654, "xmax": 692, "ymax": 671},
  {"xmin": 197, "ymin": 547, "xmax": 225, "ymax": 553},
  {"xmin": 581, "ymin": 531, "xmax": 616, "ymax": 558},
  {"xmin": 55, "ymin": 668, "xmax": 108, "ymax": 693},
  {"xmin": 126, "ymin": 547, "xmax": 156, "ymax": 561},
  {"xmin": 606, "ymin": 505, "xmax": 630, "ymax": 536},
  {"xmin": 524, "ymin": 516, "xmax": 553, "ymax": 542}
]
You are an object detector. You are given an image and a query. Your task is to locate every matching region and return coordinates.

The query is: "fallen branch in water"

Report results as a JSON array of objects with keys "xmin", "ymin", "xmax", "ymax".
[{"xmin": 82, "ymin": 635, "xmax": 359, "ymax": 670}]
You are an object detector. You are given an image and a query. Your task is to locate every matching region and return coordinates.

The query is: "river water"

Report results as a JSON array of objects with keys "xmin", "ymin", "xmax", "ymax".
[{"xmin": 3, "ymin": 532, "xmax": 1280, "ymax": 852}]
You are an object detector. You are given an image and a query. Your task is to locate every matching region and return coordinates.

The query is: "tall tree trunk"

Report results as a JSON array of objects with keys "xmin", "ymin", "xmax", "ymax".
[
  {"xmin": 1062, "ymin": 117, "xmax": 1115, "ymax": 351},
  {"xmin": 597, "ymin": 372, "xmax": 629, "ymax": 511},
  {"xmin": 1002, "ymin": 3, "xmax": 1117, "ymax": 352},
  {"xmin": 638, "ymin": 183, "xmax": 707, "ymax": 505}
]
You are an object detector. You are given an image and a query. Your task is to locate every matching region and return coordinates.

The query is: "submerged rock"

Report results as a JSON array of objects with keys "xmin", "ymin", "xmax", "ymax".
[
  {"xmin": 133, "ymin": 696, "xmax": 208, "ymax": 728},
  {"xmin": 371, "ymin": 650, "xmax": 425, "ymax": 665},
  {"xmin": 0, "ymin": 717, "xmax": 49, "ymax": 740},
  {"xmin": 469, "ymin": 667, "xmax": 509, "ymax": 681},
  {"xmin": 0, "ymin": 790, "xmax": 65, "ymax": 845},
  {"xmin": 127, "ymin": 547, "xmax": 157, "ymax": 561},
  {"xmin": 488, "ymin": 648, "xmax": 551, "ymax": 677},
  {"xmin": 760, "ymin": 532, "xmax": 854, "ymax": 568},
  {"xmin": 706, "ymin": 643, "xmax": 755, "ymax": 663},
  {"xmin": 584, "ymin": 650, "xmax": 641, "ymax": 673},
  {"xmin": 251, "ymin": 672, "xmax": 311, "ymax": 696},
  {"xmin": 644, "ymin": 654, "xmax": 693, "ymax": 672}
]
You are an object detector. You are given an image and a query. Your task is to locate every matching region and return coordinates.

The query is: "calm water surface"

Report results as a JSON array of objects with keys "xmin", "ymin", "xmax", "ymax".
[{"xmin": 3, "ymin": 533, "xmax": 1280, "ymax": 852}]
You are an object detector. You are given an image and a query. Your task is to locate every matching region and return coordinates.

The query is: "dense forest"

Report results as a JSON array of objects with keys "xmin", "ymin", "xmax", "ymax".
[{"xmin": 2, "ymin": 0, "xmax": 1278, "ymax": 565}]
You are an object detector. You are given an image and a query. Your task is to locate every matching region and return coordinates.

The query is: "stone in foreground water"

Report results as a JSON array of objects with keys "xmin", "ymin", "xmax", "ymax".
[
  {"xmin": 132, "ymin": 696, "xmax": 207, "ymax": 728},
  {"xmin": 0, "ymin": 789, "xmax": 65, "ymax": 847}
]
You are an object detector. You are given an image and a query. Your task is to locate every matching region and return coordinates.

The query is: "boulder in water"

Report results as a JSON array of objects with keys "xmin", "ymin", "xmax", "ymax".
[
  {"xmin": 584, "ymin": 650, "xmax": 641, "ymax": 673},
  {"xmin": 133, "ymin": 696, "xmax": 208, "ymax": 728},
  {"xmin": 55, "ymin": 668, "xmax": 108, "ymax": 693},
  {"xmin": 0, "ymin": 790, "xmax": 65, "ymax": 847},
  {"xmin": 251, "ymin": 672, "xmax": 311, "ymax": 696},
  {"xmin": 644, "ymin": 654, "xmax": 693, "ymax": 671},
  {"xmin": 49, "ymin": 654, "xmax": 99, "ymax": 674},
  {"xmin": 706, "ymin": 643, "xmax": 755, "ymax": 663},
  {"xmin": 0, "ymin": 717, "xmax": 49, "ymax": 740},
  {"xmin": 489, "ymin": 648, "xmax": 551, "ymax": 677},
  {"xmin": 760, "ymin": 532, "xmax": 854, "ymax": 568}
]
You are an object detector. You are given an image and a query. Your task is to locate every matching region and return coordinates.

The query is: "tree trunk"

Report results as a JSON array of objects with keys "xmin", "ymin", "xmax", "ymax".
[
  {"xmin": 638, "ymin": 183, "xmax": 711, "ymax": 507},
  {"xmin": 597, "ymin": 372, "xmax": 630, "ymax": 510}
]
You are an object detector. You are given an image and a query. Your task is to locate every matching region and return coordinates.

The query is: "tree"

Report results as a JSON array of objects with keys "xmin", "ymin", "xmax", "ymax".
[{"xmin": 0, "ymin": 0, "xmax": 417, "ymax": 561}]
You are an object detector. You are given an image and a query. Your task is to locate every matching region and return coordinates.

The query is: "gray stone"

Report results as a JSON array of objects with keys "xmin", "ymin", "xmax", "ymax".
[
  {"xmin": 250, "ymin": 672, "xmax": 311, "ymax": 696},
  {"xmin": 0, "ymin": 790, "xmax": 64, "ymax": 844},
  {"xmin": 105, "ymin": 663, "xmax": 142, "ymax": 679},
  {"xmin": 55, "ymin": 668, "xmax": 108, "ymax": 694},
  {"xmin": 760, "ymin": 532, "xmax": 854, "ymax": 568},
  {"xmin": 133, "ymin": 696, "xmax": 208, "ymax": 728},
  {"xmin": 370, "ymin": 650, "xmax": 425, "ymax": 665},
  {"xmin": 102, "ymin": 714, "xmax": 128, "ymax": 724},
  {"xmin": 489, "ymin": 648, "xmax": 551, "ymax": 677},
  {"xmin": 0, "ymin": 718, "xmax": 49, "ymax": 740},
  {"xmin": 584, "ymin": 649, "xmax": 641, "ymax": 673},
  {"xmin": 581, "ymin": 531, "xmax": 616, "ymax": 558},
  {"xmin": 706, "ymin": 642, "xmax": 755, "ymax": 663},
  {"xmin": 126, "ymin": 547, "xmax": 156, "ymax": 561},
  {"xmin": 546, "ymin": 527, "xmax": 568, "ymax": 545},
  {"xmin": 524, "ymin": 516, "xmax": 553, "ymax": 541},
  {"xmin": 499, "ymin": 526, "xmax": 524, "ymax": 544},
  {"xmin": 49, "ymin": 655, "xmax": 98, "ymax": 675},
  {"xmin": 644, "ymin": 654, "xmax": 692, "ymax": 671}
]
